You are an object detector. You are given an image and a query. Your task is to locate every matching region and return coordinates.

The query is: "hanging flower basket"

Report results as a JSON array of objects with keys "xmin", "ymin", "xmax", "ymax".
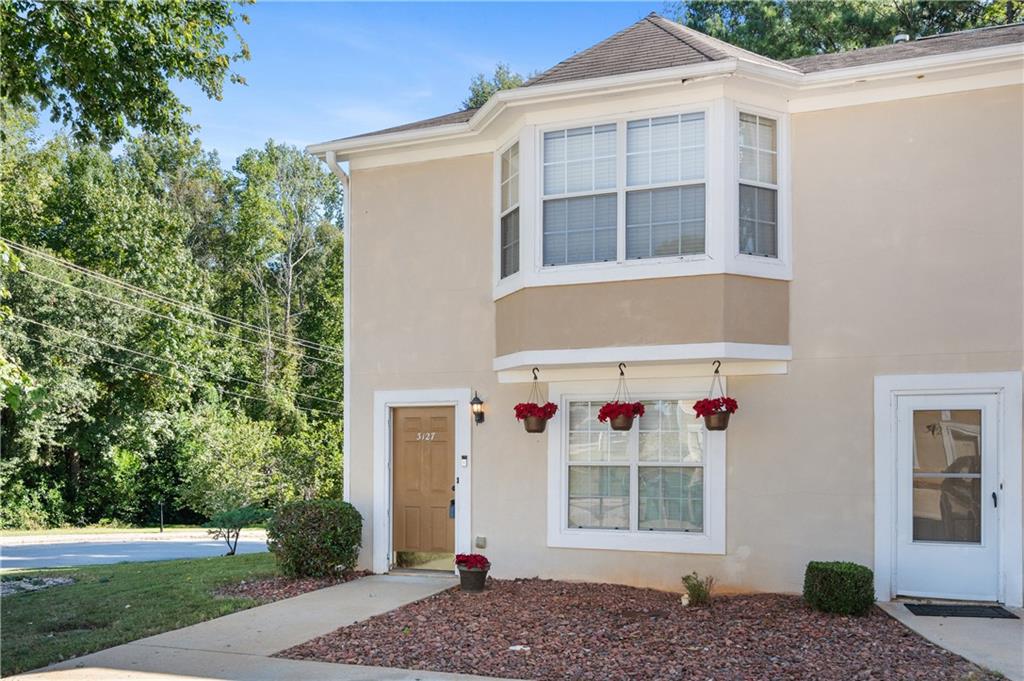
[
  {"xmin": 598, "ymin": 401, "xmax": 646, "ymax": 431},
  {"xmin": 693, "ymin": 397, "xmax": 738, "ymax": 431},
  {"xmin": 514, "ymin": 401, "xmax": 558, "ymax": 433},
  {"xmin": 694, "ymin": 363, "xmax": 737, "ymax": 431},
  {"xmin": 514, "ymin": 368, "xmax": 557, "ymax": 433}
]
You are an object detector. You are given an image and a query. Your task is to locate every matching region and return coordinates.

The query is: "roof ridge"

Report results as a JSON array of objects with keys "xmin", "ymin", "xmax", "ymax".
[
  {"xmin": 916, "ymin": 21, "xmax": 1024, "ymax": 41},
  {"xmin": 652, "ymin": 15, "xmax": 801, "ymax": 71},
  {"xmin": 645, "ymin": 14, "xmax": 726, "ymax": 62}
]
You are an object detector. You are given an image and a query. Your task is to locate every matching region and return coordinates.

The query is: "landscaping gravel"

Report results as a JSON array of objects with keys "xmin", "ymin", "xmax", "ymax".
[
  {"xmin": 278, "ymin": 578, "xmax": 998, "ymax": 680},
  {"xmin": 215, "ymin": 570, "xmax": 370, "ymax": 603}
]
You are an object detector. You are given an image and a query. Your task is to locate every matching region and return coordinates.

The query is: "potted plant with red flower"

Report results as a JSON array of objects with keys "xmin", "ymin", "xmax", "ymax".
[
  {"xmin": 514, "ymin": 401, "xmax": 558, "ymax": 433},
  {"xmin": 455, "ymin": 553, "xmax": 490, "ymax": 592},
  {"xmin": 693, "ymin": 396, "xmax": 738, "ymax": 431},
  {"xmin": 598, "ymin": 401, "xmax": 646, "ymax": 431},
  {"xmin": 515, "ymin": 368, "xmax": 558, "ymax": 433},
  {"xmin": 693, "ymin": 361, "xmax": 737, "ymax": 431},
  {"xmin": 597, "ymin": 363, "xmax": 645, "ymax": 431}
]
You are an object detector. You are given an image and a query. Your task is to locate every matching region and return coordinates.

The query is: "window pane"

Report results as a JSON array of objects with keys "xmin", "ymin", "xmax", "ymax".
[
  {"xmin": 544, "ymin": 163, "xmax": 565, "ymax": 195},
  {"xmin": 912, "ymin": 410, "xmax": 981, "ymax": 474},
  {"xmin": 500, "ymin": 208, "xmax": 519, "ymax": 278},
  {"xmin": 545, "ymin": 124, "xmax": 617, "ymax": 197},
  {"xmin": 543, "ymin": 195, "xmax": 618, "ymax": 266},
  {"xmin": 913, "ymin": 477, "xmax": 981, "ymax": 543},
  {"xmin": 569, "ymin": 466, "xmax": 630, "ymax": 529},
  {"xmin": 638, "ymin": 400, "xmax": 703, "ymax": 463},
  {"xmin": 627, "ymin": 112, "xmax": 704, "ymax": 188},
  {"xmin": 544, "ymin": 131, "xmax": 565, "ymax": 162},
  {"xmin": 739, "ymin": 113, "xmax": 758, "ymax": 147},
  {"xmin": 626, "ymin": 186, "xmax": 705, "ymax": 259},
  {"xmin": 639, "ymin": 467, "xmax": 703, "ymax": 532},
  {"xmin": 739, "ymin": 146, "xmax": 758, "ymax": 183},
  {"xmin": 739, "ymin": 185, "xmax": 777, "ymax": 258},
  {"xmin": 758, "ymin": 117, "xmax": 777, "ymax": 151}
]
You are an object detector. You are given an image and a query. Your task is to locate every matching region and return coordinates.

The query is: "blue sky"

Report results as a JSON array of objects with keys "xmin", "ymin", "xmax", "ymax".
[{"xmin": 175, "ymin": 2, "xmax": 665, "ymax": 166}]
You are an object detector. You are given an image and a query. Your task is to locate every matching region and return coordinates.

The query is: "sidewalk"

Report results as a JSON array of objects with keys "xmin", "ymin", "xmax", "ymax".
[
  {"xmin": 879, "ymin": 602, "xmax": 1024, "ymax": 681},
  {"xmin": 13, "ymin": 573, "xmax": 518, "ymax": 681}
]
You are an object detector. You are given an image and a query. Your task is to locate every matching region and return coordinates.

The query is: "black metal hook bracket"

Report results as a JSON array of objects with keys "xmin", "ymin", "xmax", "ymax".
[
  {"xmin": 712, "ymin": 360, "xmax": 721, "ymax": 374},
  {"xmin": 618, "ymin": 362, "xmax": 626, "ymax": 377},
  {"xmin": 532, "ymin": 367, "xmax": 540, "ymax": 381}
]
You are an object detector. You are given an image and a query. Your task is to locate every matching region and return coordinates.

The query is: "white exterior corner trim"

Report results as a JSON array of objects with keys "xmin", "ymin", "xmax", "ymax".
[
  {"xmin": 545, "ymin": 377, "xmax": 726, "ymax": 554},
  {"xmin": 493, "ymin": 342, "xmax": 792, "ymax": 373},
  {"xmin": 873, "ymin": 372, "xmax": 1023, "ymax": 607},
  {"xmin": 372, "ymin": 388, "xmax": 473, "ymax": 575}
]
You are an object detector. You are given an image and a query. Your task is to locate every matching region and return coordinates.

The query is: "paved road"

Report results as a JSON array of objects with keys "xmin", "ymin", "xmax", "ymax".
[{"xmin": 0, "ymin": 538, "xmax": 268, "ymax": 570}]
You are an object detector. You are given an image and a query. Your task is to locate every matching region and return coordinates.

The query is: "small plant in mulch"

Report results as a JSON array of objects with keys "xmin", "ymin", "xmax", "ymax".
[{"xmin": 680, "ymin": 572, "xmax": 715, "ymax": 606}]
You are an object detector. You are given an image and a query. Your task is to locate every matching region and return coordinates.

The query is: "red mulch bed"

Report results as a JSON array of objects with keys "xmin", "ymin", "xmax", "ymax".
[
  {"xmin": 278, "ymin": 578, "xmax": 998, "ymax": 680},
  {"xmin": 215, "ymin": 570, "xmax": 371, "ymax": 603}
]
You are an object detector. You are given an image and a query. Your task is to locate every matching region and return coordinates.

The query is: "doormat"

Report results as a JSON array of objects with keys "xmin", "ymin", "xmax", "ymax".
[{"xmin": 904, "ymin": 604, "xmax": 1019, "ymax": 619}]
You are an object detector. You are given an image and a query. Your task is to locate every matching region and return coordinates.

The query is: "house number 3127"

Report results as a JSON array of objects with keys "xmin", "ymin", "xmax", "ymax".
[{"xmin": 416, "ymin": 432, "xmax": 437, "ymax": 441}]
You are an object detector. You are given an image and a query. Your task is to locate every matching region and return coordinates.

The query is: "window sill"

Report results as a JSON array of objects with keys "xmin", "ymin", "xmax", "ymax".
[{"xmin": 548, "ymin": 527, "xmax": 725, "ymax": 554}]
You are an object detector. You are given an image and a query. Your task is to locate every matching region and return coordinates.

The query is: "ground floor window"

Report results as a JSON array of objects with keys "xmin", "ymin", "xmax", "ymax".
[{"xmin": 547, "ymin": 379, "xmax": 726, "ymax": 555}]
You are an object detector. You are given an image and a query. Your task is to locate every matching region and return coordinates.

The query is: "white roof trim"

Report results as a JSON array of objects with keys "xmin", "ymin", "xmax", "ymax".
[{"xmin": 308, "ymin": 42, "xmax": 1023, "ymax": 160}]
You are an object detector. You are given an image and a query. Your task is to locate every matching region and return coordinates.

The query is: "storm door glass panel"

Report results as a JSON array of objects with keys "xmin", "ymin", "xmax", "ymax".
[{"xmin": 911, "ymin": 409, "xmax": 982, "ymax": 543}]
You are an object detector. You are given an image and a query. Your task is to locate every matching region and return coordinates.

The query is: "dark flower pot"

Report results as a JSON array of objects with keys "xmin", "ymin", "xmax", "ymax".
[
  {"xmin": 524, "ymin": 416, "xmax": 547, "ymax": 433},
  {"xmin": 610, "ymin": 414, "xmax": 634, "ymax": 431},
  {"xmin": 704, "ymin": 411, "xmax": 731, "ymax": 431},
  {"xmin": 458, "ymin": 566, "xmax": 489, "ymax": 592}
]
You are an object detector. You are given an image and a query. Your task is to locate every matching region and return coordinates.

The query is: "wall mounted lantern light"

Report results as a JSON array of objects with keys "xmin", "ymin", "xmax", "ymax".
[{"xmin": 470, "ymin": 392, "xmax": 485, "ymax": 424}]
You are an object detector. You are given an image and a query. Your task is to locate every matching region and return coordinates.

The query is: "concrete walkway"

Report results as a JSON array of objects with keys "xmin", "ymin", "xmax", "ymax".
[
  {"xmin": 14, "ymin": 573, "xmax": 515, "ymax": 681},
  {"xmin": 880, "ymin": 602, "xmax": 1024, "ymax": 681}
]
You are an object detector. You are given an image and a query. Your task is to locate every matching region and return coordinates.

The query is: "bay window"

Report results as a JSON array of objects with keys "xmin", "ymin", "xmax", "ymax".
[{"xmin": 738, "ymin": 112, "xmax": 779, "ymax": 258}]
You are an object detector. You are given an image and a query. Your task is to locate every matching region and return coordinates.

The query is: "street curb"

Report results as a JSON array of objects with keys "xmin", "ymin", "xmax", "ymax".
[{"xmin": 0, "ymin": 530, "xmax": 268, "ymax": 546}]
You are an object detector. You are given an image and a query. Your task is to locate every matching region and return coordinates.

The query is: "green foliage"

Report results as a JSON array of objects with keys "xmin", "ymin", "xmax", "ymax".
[
  {"xmin": 267, "ymin": 499, "xmax": 362, "ymax": 577},
  {"xmin": 205, "ymin": 504, "xmax": 270, "ymax": 555},
  {"xmin": 0, "ymin": 106, "xmax": 345, "ymax": 529},
  {"xmin": 803, "ymin": 561, "xmax": 875, "ymax": 616},
  {"xmin": 681, "ymin": 571, "xmax": 715, "ymax": 606},
  {"xmin": 668, "ymin": 1, "xmax": 1021, "ymax": 60},
  {"xmin": 0, "ymin": 0, "xmax": 252, "ymax": 145},
  {"xmin": 462, "ymin": 63, "xmax": 528, "ymax": 109},
  {"xmin": 0, "ymin": 552, "xmax": 277, "ymax": 676}
]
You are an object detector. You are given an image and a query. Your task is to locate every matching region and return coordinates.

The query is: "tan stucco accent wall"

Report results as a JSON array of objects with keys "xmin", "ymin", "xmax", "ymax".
[
  {"xmin": 495, "ymin": 275, "xmax": 788, "ymax": 356},
  {"xmin": 347, "ymin": 85, "xmax": 1023, "ymax": 595}
]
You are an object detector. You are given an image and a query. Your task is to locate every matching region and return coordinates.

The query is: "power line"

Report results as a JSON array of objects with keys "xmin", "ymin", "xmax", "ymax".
[
  {"xmin": 19, "ymin": 267, "xmax": 345, "ymax": 369},
  {"xmin": 2, "ymin": 238, "xmax": 344, "ymax": 357},
  {"xmin": 12, "ymin": 314, "xmax": 344, "ymax": 409},
  {"xmin": 5, "ymin": 330, "xmax": 343, "ymax": 418}
]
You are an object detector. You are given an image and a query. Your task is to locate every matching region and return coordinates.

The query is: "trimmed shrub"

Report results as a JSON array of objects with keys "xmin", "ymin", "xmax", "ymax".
[
  {"xmin": 803, "ymin": 561, "xmax": 875, "ymax": 615},
  {"xmin": 267, "ymin": 500, "xmax": 362, "ymax": 577}
]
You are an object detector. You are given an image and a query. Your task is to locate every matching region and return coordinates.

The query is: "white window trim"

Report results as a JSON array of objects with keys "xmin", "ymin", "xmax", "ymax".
[
  {"xmin": 372, "ymin": 388, "xmax": 473, "ymax": 575},
  {"xmin": 492, "ymin": 98, "xmax": 791, "ymax": 301},
  {"xmin": 546, "ymin": 378, "xmax": 726, "ymax": 554},
  {"xmin": 873, "ymin": 372, "xmax": 1023, "ymax": 607}
]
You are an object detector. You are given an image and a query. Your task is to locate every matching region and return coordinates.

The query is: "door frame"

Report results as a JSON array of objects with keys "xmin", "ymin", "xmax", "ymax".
[
  {"xmin": 373, "ymin": 388, "xmax": 473, "ymax": 574},
  {"xmin": 874, "ymin": 372, "xmax": 1022, "ymax": 606}
]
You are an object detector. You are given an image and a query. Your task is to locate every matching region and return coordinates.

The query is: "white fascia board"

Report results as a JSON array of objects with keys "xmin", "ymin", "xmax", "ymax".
[{"xmin": 493, "ymin": 342, "xmax": 792, "ymax": 373}]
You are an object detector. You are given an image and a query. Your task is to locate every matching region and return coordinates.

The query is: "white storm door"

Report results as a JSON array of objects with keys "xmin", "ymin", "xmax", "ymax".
[{"xmin": 895, "ymin": 393, "xmax": 999, "ymax": 601}]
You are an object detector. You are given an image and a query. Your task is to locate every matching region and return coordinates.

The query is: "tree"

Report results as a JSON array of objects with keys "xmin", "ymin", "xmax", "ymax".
[
  {"xmin": 0, "ymin": 0, "xmax": 252, "ymax": 145},
  {"xmin": 462, "ymin": 63, "xmax": 528, "ymax": 109},
  {"xmin": 667, "ymin": 1, "xmax": 1021, "ymax": 60}
]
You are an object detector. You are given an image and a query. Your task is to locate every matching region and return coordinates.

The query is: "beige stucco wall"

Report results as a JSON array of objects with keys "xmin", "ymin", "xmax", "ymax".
[
  {"xmin": 495, "ymin": 275, "xmax": 788, "ymax": 356},
  {"xmin": 347, "ymin": 85, "xmax": 1023, "ymax": 594}
]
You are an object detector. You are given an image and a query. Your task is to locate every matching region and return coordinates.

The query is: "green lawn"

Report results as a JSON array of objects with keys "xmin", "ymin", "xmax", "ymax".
[{"xmin": 0, "ymin": 552, "xmax": 279, "ymax": 676}]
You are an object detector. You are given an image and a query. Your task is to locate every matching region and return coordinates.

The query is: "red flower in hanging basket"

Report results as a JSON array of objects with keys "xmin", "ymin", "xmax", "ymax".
[
  {"xmin": 693, "ymin": 397, "xmax": 739, "ymax": 418},
  {"xmin": 514, "ymin": 402, "xmax": 558, "ymax": 421},
  {"xmin": 455, "ymin": 553, "xmax": 490, "ymax": 570},
  {"xmin": 597, "ymin": 401, "xmax": 645, "ymax": 422}
]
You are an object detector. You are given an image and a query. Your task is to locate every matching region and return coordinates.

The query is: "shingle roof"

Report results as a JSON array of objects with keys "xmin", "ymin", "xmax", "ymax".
[
  {"xmin": 338, "ymin": 17, "xmax": 1023, "ymax": 143},
  {"xmin": 786, "ymin": 22, "xmax": 1024, "ymax": 73}
]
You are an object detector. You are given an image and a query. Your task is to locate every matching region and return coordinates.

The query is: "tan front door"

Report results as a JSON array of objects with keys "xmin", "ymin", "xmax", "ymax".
[{"xmin": 392, "ymin": 406, "xmax": 455, "ymax": 556}]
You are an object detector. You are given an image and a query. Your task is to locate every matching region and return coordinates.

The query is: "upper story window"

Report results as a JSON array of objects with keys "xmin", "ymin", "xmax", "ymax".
[
  {"xmin": 626, "ymin": 113, "xmax": 706, "ymax": 259},
  {"xmin": 542, "ymin": 125, "xmax": 617, "ymax": 266},
  {"xmin": 738, "ymin": 113, "xmax": 778, "ymax": 258},
  {"xmin": 500, "ymin": 143, "xmax": 520, "ymax": 278}
]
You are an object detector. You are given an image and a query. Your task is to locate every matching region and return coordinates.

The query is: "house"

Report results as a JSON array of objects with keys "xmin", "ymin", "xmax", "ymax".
[{"xmin": 308, "ymin": 14, "xmax": 1024, "ymax": 606}]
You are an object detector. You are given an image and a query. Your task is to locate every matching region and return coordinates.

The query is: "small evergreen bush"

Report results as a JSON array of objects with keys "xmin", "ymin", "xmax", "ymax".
[
  {"xmin": 267, "ymin": 499, "xmax": 362, "ymax": 577},
  {"xmin": 803, "ymin": 561, "xmax": 875, "ymax": 615}
]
